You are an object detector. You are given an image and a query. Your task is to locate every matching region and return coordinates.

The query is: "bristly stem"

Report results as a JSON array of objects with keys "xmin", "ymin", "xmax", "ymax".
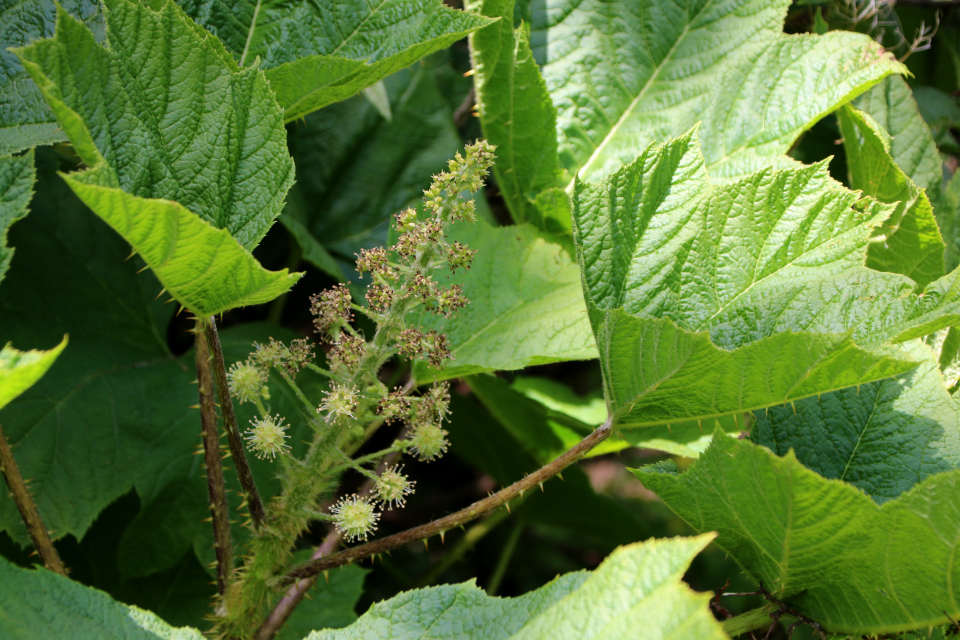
[
  {"xmin": 195, "ymin": 322, "xmax": 234, "ymax": 596},
  {"xmin": 278, "ymin": 419, "xmax": 613, "ymax": 585},
  {"xmin": 0, "ymin": 422, "xmax": 66, "ymax": 576},
  {"xmin": 203, "ymin": 317, "xmax": 266, "ymax": 529}
]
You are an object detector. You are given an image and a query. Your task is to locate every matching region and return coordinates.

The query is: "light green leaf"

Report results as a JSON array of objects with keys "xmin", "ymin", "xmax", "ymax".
[
  {"xmin": 530, "ymin": 0, "xmax": 906, "ymax": 184},
  {"xmin": 283, "ymin": 67, "xmax": 461, "ymax": 278},
  {"xmin": 470, "ymin": 0, "xmax": 565, "ymax": 229},
  {"xmin": 306, "ymin": 535, "xmax": 727, "ymax": 640},
  {"xmin": 635, "ymin": 433, "xmax": 960, "ymax": 635},
  {"xmin": 0, "ymin": 0, "xmax": 102, "ymax": 155},
  {"xmin": 0, "ymin": 555, "xmax": 204, "ymax": 639},
  {"xmin": 179, "ymin": 0, "xmax": 492, "ymax": 120},
  {"xmin": 0, "ymin": 150, "xmax": 34, "ymax": 283},
  {"xmin": 15, "ymin": 0, "xmax": 294, "ymax": 251},
  {"xmin": 597, "ymin": 311, "xmax": 913, "ymax": 428},
  {"xmin": 572, "ymin": 130, "xmax": 960, "ymax": 352},
  {"xmin": 413, "ymin": 222, "xmax": 596, "ymax": 382},
  {"xmin": 838, "ymin": 104, "xmax": 945, "ymax": 288},
  {"xmin": 0, "ymin": 338, "xmax": 67, "ymax": 412},
  {"xmin": 753, "ymin": 340, "xmax": 960, "ymax": 503},
  {"xmin": 63, "ymin": 166, "xmax": 300, "ymax": 318}
]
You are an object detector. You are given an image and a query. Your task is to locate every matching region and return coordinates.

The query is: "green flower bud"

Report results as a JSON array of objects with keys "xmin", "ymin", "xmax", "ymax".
[
  {"xmin": 409, "ymin": 422, "xmax": 448, "ymax": 461},
  {"xmin": 374, "ymin": 465, "xmax": 415, "ymax": 509},
  {"xmin": 227, "ymin": 360, "xmax": 268, "ymax": 404},
  {"xmin": 244, "ymin": 414, "xmax": 290, "ymax": 459},
  {"xmin": 330, "ymin": 494, "xmax": 380, "ymax": 542}
]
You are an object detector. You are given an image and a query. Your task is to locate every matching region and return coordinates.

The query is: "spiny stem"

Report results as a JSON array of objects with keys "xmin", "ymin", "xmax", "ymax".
[
  {"xmin": 0, "ymin": 422, "xmax": 66, "ymax": 576},
  {"xmin": 203, "ymin": 317, "xmax": 266, "ymax": 529},
  {"xmin": 196, "ymin": 324, "xmax": 234, "ymax": 596},
  {"xmin": 279, "ymin": 419, "xmax": 613, "ymax": 585}
]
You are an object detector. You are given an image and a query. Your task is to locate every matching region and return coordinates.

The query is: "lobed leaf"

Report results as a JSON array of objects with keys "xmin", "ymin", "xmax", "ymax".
[
  {"xmin": 413, "ymin": 222, "xmax": 596, "ymax": 382},
  {"xmin": 0, "ymin": 150, "xmax": 34, "ymax": 283},
  {"xmin": 635, "ymin": 433, "xmax": 960, "ymax": 635},
  {"xmin": 838, "ymin": 104, "xmax": 945, "ymax": 288},
  {"xmin": 0, "ymin": 555, "xmax": 204, "ymax": 639},
  {"xmin": 532, "ymin": 0, "xmax": 906, "ymax": 184},
  {"xmin": 753, "ymin": 340, "xmax": 960, "ymax": 503},
  {"xmin": 15, "ymin": 0, "xmax": 294, "ymax": 251},
  {"xmin": 0, "ymin": 0, "xmax": 102, "ymax": 155},
  {"xmin": 305, "ymin": 535, "xmax": 727, "ymax": 640},
  {"xmin": 179, "ymin": 0, "xmax": 492, "ymax": 120}
]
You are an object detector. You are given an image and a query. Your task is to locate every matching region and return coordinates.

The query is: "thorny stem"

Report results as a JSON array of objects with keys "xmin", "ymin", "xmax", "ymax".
[
  {"xmin": 0, "ymin": 422, "xmax": 65, "ymax": 576},
  {"xmin": 196, "ymin": 324, "xmax": 234, "ymax": 596},
  {"xmin": 279, "ymin": 419, "xmax": 614, "ymax": 585},
  {"xmin": 204, "ymin": 317, "xmax": 266, "ymax": 529}
]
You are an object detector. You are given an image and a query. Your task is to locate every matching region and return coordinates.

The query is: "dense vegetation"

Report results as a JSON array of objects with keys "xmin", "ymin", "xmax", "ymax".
[{"xmin": 1, "ymin": 0, "xmax": 959, "ymax": 638}]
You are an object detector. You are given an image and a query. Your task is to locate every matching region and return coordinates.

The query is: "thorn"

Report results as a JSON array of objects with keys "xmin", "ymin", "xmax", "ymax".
[
  {"xmin": 504, "ymin": 502, "xmax": 511, "ymax": 514},
  {"xmin": 519, "ymin": 489, "xmax": 524, "ymax": 498},
  {"xmin": 155, "ymin": 288, "xmax": 167, "ymax": 300},
  {"xmin": 137, "ymin": 264, "xmax": 150, "ymax": 274},
  {"xmin": 539, "ymin": 482, "xmax": 544, "ymax": 492},
  {"xmin": 189, "ymin": 404, "xmax": 200, "ymax": 409},
  {"xmin": 556, "ymin": 473, "xmax": 564, "ymax": 481},
  {"xmin": 698, "ymin": 420, "xmax": 703, "ymax": 432},
  {"xmin": 126, "ymin": 249, "xmax": 137, "ymax": 261},
  {"xmin": 323, "ymin": 570, "xmax": 329, "ymax": 583},
  {"xmin": 423, "ymin": 539, "xmax": 429, "ymax": 551},
  {"xmin": 440, "ymin": 530, "xmax": 446, "ymax": 544},
  {"xmin": 667, "ymin": 424, "xmax": 672, "ymax": 433},
  {"xmin": 791, "ymin": 402, "xmax": 797, "ymax": 415},
  {"xmin": 463, "ymin": 69, "xmax": 475, "ymax": 77},
  {"xmin": 857, "ymin": 385, "xmax": 861, "ymax": 396},
  {"xmin": 733, "ymin": 414, "xmax": 739, "ymax": 428}
]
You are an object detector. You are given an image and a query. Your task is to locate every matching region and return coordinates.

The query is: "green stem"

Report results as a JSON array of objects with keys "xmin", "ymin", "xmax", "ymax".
[
  {"xmin": 487, "ymin": 520, "xmax": 522, "ymax": 596},
  {"xmin": 204, "ymin": 318, "xmax": 266, "ymax": 529},
  {"xmin": 722, "ymin": 606, "xmax": 776, "ymax": 637},
  {"xmin": 324, "ymin": 443, "xmax": 404, "ymax": 478},
  {"xmin": 0, "ymin": 423, "xmax": 66, "ymax": 576},
  {"xmin": 195, "ymin": 325, "xmax": 234, "ymax": 596}
]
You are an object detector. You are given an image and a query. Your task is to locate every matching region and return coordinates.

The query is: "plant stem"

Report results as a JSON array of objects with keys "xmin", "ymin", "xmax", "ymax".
[
  {"xmin": 203, "ymin": 317, "xmax": 266, "ymax": 529},
  {"xmin": 722, "ymin": 606, "xmax": 776, "ymax": 637},
  {"xmin": 279, "ymin": 418, "xmax": 613, "ymax": 585},
  {"xmin": 0, "ymin": 423, "xmax": 66, "ymax": 576},
  {"xmin": 487, "ymin": 520, "xmax": 522, "ymax": 596},
  {"xmin": 196, "ymin": 325, "xmax": 234, "ymax": 596}
]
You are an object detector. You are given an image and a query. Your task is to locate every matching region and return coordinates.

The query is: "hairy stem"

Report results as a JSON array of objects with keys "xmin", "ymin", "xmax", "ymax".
[
  {"xmin": 280, "ymin": 419, "xmax": 613, "ymax": 585},
  {"xmin": 204, "ymin": 317, "xmax": 266, "ymax": 528},
  {"xmin": 0, "ymin": 423, "xmax": 66, "ymax": 576},
  {"xmin": 722, "ymin": 606, "xmax": 776, "ymax": 637},
  {"xmin": 196, "ymin": 325, "xmax": 234, "ymax": 596}
]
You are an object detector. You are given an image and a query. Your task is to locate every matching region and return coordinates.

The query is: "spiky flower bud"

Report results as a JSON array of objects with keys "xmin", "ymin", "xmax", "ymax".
[
  {"xmin": 395, "ymin": 208, "xmax": 417, "ymax": 231},
  {"xmin": 374, "ymin": 465, "xmax": 415, "ymax": 509},
  {"xmin": 284, "ymin": 338, "xmax": 315, "ymax": 374},
  {"xmin": 244, "ymin": 415, "xmax": 290, "ymax": 459},
  {"xmin": 330, "ymin": 495, "xmax": 380, "ymax": 542},
  {"xmin": 227, "ymin": 360, "xmax": 269, "ymax": 404},
  {"xmin": 355, "ymin": 247, "xmax": 391, "ymax": 277},
  {"xmin": 310, "ymin": 285, "xmax": 354, "ymax": 335},
  {"xmin": 409, "ymin": 421, "xmax": 449, "ymax": 461},
  {"xmin": 377, "ymin": 389, "xmax": 411, "ymax": 424},
  {"xmin": 410, "ymin": 273, "xmax": 437, "ymax": 302},
  {"xmin": 318, "ymin": 384, "xmax": 360, "ymax": 423},
  {"xmin": 418, "ymin": 382, "xmax": 451, "ymax": 425},
  {"xmin": 251, "ymin": 338, "xmax": 286, "ymax": 372}
]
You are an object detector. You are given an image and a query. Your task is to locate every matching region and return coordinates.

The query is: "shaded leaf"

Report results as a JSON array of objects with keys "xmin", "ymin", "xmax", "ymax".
[
  {"xmin": 0, "ymin": 150, "xmax": 35, "ymax": 283},
  {"xmin": 838, "ymin": 104, "xmax": 945, "ymax": 288},
  {"xmin": 753, "ymin": 340, "xmax": 960, "ymax": 502},
  {"xmin": 279, "ymin": 563, "xmax": 368, "ymax": 640},
  {"xmin": 305, "ymin": 535, "xmax": 727, "ymax": 640},
  {"xmin": 0, "ymin": 0, "xmax": 102, "ymax": 154},
  {"xmin": 635, "ymin": 433, "xmax": 960, "ymax": 635},
  {"xmin": 0, "ymin": 555, "xmax": 204, "ymax": 639},
  {"xmin": 413, "ymin": 222, "xmax": 596, "ymax": 382},
  {"xmin": 179, "ymin": 0, "xmax": 492, "ymax": 120},
  {"xmin": 530, "ymin": 0, "xmax": 906, "ymax": 183}
]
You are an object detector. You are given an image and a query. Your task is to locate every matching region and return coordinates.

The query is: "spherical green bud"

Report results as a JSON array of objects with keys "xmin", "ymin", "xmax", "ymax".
[
  {"xmin": 244, "ymin": 415, "xmax": 290, "ymax": 459},
  {"xmin": 318, "ymin": 384, "xmax": 360, "ymax": 423},
  {"xmin": 374, "ymin": 465, "xmax": 415, "ymax": 509},
  {"xmin": 409, "ymin": 422, "xmax": 448, "ymax": 461},
  {"xmin": 227, "ymin": 360, "xmax": 268, "ymax": 404},
  {"xmin": 330, "ymin": 494, "xmax": 380, "ymax": 542}
]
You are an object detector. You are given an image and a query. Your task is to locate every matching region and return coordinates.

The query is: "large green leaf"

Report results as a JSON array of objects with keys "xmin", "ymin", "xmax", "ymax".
[
  {"xmin": 469, "ymin": 0, "xmax": 566, "ymax": 230},
  {"xmin": 573, "ymin": 130, "xmax": 960, "ymax": 350},
  {"xmin": 306, "ymin": 535, "xmax": 727, "ymax": 640},
  {"xmin": 753, "ymin": 340, "xmax": 960, "ymax": 503},
  {"xmin": 838, "ymin": 104, "xmax": 945, "ymax": 289},
  {"xmin": 179, "ymin": 0, "xmax": 492, "ymax": 121},
  {"xmin": 0, "ymin": 0, "xmax": 102, "ymax": 155},
  {"xmin": 413, "ymin": 222, "xmax": 596, "ymax": 382},
  {"xmin": 63, "ymin": 166, "xmax": 300, "ymax": 318},
  {"xmin": 0, "ymin": 338, "xmax": 67, "ymax": 412},
  {"xmin": 0, "ymin": 555, "xmax": 203, "ymax": 639},
  {"xmin": 0, "ymin": 150, "xmax": 34, "ymax": 283},
  {"xmin": 283, "ymin": 66, "xmax": 461, "ymax": 278},
  {"xmin": 635, "ymin": 434, "xmax": 960, "ymax": 635},
  {"xmin": 15, "ymin": 0, "xmax": 294, "ymax": 251},
  {"xmin": 529, "ymin": 0, "xmax": 905, "ymax": 185}
]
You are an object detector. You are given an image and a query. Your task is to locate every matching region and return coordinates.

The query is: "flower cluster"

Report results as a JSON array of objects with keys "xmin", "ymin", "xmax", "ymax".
[
  {"xmin": 251, "ymin": 337, "xmax": 314, "ymax": 376},
  {"xmin": 330, "ymin": 494, "xmax": 380, "ymax": 542},
  {"xmin": 227, "ymin": 360, "xmax": 269, "ymax": 404},
  {"xmin": 244, "ymin": 415, "xmax": 290, "ymax": 459}
]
